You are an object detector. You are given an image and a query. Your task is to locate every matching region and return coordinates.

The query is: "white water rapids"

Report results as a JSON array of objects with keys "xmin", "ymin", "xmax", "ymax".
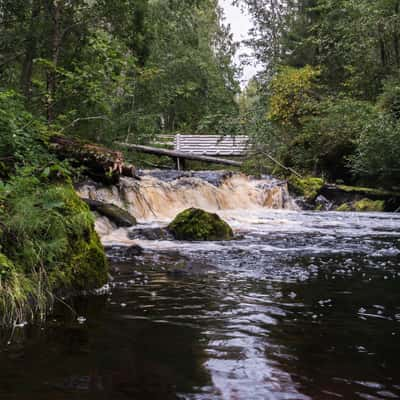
[{"xmin": 77, "ymin": 171, "xmax": 298, "ymax": 244}]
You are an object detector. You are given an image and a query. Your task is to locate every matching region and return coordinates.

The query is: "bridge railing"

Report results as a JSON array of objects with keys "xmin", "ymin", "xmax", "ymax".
[{"xmin": 155, "ymin": 134, "xmax": 249, "ymax": 156}]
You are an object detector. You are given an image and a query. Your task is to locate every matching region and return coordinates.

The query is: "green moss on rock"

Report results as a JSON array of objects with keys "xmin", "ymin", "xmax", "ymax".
[
  {"xmin": 335, "ymin": 199, "xmax": 385, "ymax": 212},
  {"xmin": 168, "ymin": 208, "xmax": 233, "ymax": 241},
  {"xmin": 337, "ymin": 185, "xmax": 400, "ymax": 197},
  {"xmin": 336, "ymin": 203, "xmax": 352, "ymax": 212},
  {"xmin": 354, "ymin": 199, "xmax": 385, "ymax": 212},
  {"xmin": 288, "ymin": 176, "xmax": 325, "ymax": 201}
]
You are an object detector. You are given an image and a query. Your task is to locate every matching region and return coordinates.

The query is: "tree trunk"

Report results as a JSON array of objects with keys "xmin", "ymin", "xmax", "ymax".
[
  {"xmin": 46, "ymin": 0, "xmax": 62, "ymax": 123},
  {"xmin": 394, "ymin": 1, "xmax": 400, "ymax": 67},
  {"xmin": 20, "ymin": 0, "xmax": 41, "ymax": 99},
  {"xmin": 117, "ymin": 142, "xmax": 243, "ymax": 167}
]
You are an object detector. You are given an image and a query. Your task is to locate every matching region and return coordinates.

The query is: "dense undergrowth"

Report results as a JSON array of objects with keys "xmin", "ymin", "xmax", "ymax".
[{"xmin": 0, "ymin": 92, "xmax": 108, "ymax": 326}]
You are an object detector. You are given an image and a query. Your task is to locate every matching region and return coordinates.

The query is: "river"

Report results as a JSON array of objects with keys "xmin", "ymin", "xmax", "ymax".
[{"xmin": 1, "ymin": 173, "xmax": 400, "ymax": 400}]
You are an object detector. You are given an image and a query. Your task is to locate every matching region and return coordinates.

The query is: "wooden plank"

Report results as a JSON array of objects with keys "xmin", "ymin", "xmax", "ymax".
[{"xmin": 116, "ymin": 142, "xmax": 243, "ymax": 167}]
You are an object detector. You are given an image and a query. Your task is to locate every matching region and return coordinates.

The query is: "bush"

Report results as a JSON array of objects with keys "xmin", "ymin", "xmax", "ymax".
[
  {"xmin": 268, "ymin": 65, "xmax": 320, "ymax": 129},
  {"xmin": 351, "ymin": 114, "xmax": 400, "ymax": 189},
  {"xmin": 0, "ymin": 91, "xmax": 50, "ymax": 169},
  {"xmin": 284, "ymin": 97, "xmax": 376, "ymax": 180},
  {"xmin": 377, "ymin": 75, "xmax": 400, "ymax": 120}
]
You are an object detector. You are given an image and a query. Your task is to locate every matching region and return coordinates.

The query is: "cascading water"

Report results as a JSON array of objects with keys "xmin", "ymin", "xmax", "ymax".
[{"xmin": 77, "ymin": 170, "xmax": 297, "ymax": 227}]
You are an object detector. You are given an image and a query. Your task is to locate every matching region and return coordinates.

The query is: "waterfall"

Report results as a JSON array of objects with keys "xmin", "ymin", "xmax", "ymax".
[{"xmin": 77, "ymin": 171, "xmax": 297, "ymax": 225}]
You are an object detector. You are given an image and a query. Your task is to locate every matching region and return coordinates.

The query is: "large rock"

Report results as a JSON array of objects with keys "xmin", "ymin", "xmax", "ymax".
[
  {"xmin": 168, "ymin": 208, "xmax": 233, "ymax": 241},
  {"xmin": 128, "ymin": 227, "xmax": 173, "ymax": 241},
  {"xmin": 336, "ymin": 198, "xmax": 385, "ymax": 212}
]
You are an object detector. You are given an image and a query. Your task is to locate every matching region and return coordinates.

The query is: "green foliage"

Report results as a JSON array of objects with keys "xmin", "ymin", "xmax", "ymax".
[
  {"xmin": 0, "ymin": 0, "xmax": 239, "ymax": 144},
  {"xmin": 0, "ymin": 173, "xmax": 108, "ymax": 325},
  {"xmin": 377, "ymin": 75, "xmax": 400, "ymax": 120},
  {"xmin": 239, "ymin": 0, "xmax": 400, "ymax": 188},
  {"xmin": 268, "ymin": 66, "xmax": 320, "ymax": 128},
  {"xmin": 286, "ymin": 97, "xmax": 376, "ymax": 179},
  {"xmin": 168, "ymin": 208, "xmax": 233, "ymax": 241},
  {"xmin": 0, "ymin": 253, "xmax": 43, "ymax": 326},
  {"xmin": 0, "ymin": 90, "xmax": 49, "ymax": 166},
  {"xmin": 351, "ymin": 114, "xmax": 400, "ymax": 188}
]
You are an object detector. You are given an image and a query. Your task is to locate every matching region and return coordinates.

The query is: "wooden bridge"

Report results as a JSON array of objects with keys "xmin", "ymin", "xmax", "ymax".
[
  {"xmin": 162, "ymin": 134, "xmax": 249, "ymax": 156},
  {"xmin": 118, "ymin": 134, "xmax": 250, "ymax": 170}
]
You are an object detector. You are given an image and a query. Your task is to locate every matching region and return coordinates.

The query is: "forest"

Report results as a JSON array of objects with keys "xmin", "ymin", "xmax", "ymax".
[
  {"xmin": 1, "ymin": 0, "xmax": 400, "ymax": 185},
  {"xmin": 0, "ymin": 0, "xmax": 400, "ymax": 322}
]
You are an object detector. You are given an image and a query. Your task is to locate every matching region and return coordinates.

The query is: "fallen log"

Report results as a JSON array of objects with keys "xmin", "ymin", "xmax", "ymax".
[
  {"xmin": 50, "ymin": 135, "xmax": 140, "ymax": 184},
  {"xmin": 116, "ymin": 142, "xmax": 243, "ymax": 168},
  {"xmin": 82, "ymin": 198, "xmax": 137, "ymax": 227}
]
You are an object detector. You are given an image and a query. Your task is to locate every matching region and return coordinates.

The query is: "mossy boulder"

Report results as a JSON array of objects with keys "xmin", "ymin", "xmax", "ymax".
[
  {"xmin": 0, "ymin": 177, "xmax": 108, "ymax": 325},
  {"xmin": 288, "ymin": 176, "xmax": 325, "ymax": 201},
  {"xmin": 168, "ymin": 208, "xmax": 233, "ymax": 241},
  {"xmin": 354, "ymin": 199, "xmax": 385, "ymax": 212},
  {"xmin": 40, "ymin": 185, "xmax": 109, "ymax": 290},
  {"xmin": 335, "ymin": 199, "xmax": 385, "ymax": 212},
  {"xmin": 336, "ymin": 203, "xmax": 352, "ymax": 212}
]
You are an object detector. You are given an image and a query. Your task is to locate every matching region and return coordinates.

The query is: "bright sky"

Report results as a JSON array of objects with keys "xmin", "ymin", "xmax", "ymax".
[{"xmin": 218, "ymin": 0, "xmax": 261, "ymax": 88}]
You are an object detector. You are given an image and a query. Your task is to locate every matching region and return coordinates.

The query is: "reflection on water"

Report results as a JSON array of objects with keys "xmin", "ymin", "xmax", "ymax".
[{"xmin": 1, "ymin": 210, "xmax": 400, "ymax": 400}]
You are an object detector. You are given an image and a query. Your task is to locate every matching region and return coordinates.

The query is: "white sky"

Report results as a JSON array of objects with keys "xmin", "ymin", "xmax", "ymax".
[{"xmin": 218, "ymin": 0, "xmax": 261, "ymax": 88}]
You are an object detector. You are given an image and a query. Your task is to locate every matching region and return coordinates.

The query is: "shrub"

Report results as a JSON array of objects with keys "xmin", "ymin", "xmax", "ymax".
[
  {"xmin": 0, "ymin": 91, "xmax": 50, "ymax": 169},
  {"xmin": 285, "ymin": 97, "xmax": 376, "ymax": 180},
  {"xmin": 351, "ymin": 114, "xmax": 400, "ymax": 189},
  {"xmin": 268, "ymin": 65, "xmax": 321, "ymax": 129},
  {"xmin": 377, "ymin": 75, "xmax": 400, "ymax": 120}
]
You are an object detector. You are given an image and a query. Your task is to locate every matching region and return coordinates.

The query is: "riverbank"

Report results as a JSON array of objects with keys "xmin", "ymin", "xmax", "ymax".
[{"xmin": 0, "ymin": 178, "xmax": 108, "ymax": 326}]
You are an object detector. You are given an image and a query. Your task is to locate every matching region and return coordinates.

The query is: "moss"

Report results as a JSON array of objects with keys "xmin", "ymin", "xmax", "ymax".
[
  {"xmin": 0, "ymin": 180, "xmax": 108, "ymax": 325},
  {"xmin": 335, "ymin": 199, "xmax": 385, "ymax": 212},
  {"xmin": 288, "ymin": 176, "xmax": 325, "ymax": 201},
  {"xmin": 68, "ymin": 230, "xmax": 108, "ymax": 289},
  {"xmin": 337, "ymin": 185, "xmax": 400, "ymax": 198},
  {"xmin": 354, "ymin": 198, "xmax": 385, "ymax": 212},
  {"xmin": 336, "ymin": 203, "xmax": 352, "ymax": 212},
  {"xmin": 46, "ymin": 185, "xmax": 108, "ymax": 290},
  {"xmin": 168, "ymin": 208, "xmax": 233, "ymax": 241}
]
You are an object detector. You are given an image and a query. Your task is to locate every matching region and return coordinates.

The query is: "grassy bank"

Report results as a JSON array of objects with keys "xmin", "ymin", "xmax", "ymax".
[
  {"xmin": 0, "ymin": 174, "xmax": 108, "ymax": 326},
  {"xmin": 0, "ymin": 175, "xmax": 108, "ymax": 326}
]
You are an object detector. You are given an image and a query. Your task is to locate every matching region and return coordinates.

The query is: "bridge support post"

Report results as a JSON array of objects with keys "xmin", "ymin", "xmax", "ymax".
[{"xmin": 175, "ymin": 157, "xmax": 185, "ymax": 170}]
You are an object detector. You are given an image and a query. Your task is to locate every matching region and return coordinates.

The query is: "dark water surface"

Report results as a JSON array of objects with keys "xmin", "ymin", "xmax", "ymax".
[{"xmin": 1, "ymin": 211, "xmax": 400, "ymax": 400}]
